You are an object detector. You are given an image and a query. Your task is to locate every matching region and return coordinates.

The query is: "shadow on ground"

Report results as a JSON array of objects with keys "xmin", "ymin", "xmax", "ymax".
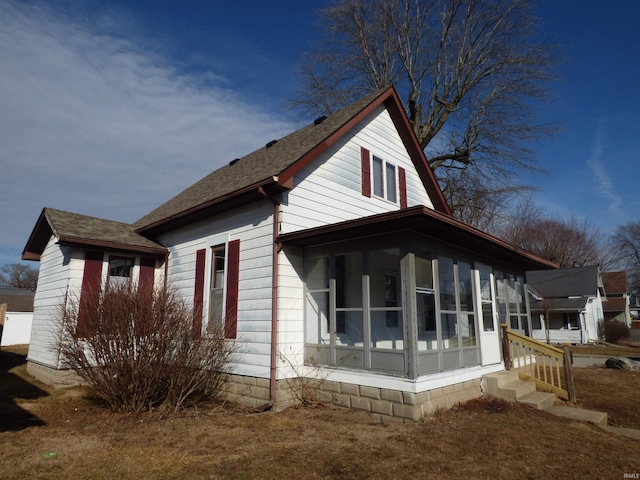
[{"xmin": 0, "ymin": 347, "xmax": 48, "ymax": 431}]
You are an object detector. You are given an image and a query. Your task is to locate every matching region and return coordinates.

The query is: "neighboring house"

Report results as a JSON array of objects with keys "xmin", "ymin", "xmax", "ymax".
[
  {"xmin": 22, "ymin": 86, "xmax": 556, "ymax": 419},
  {"xmin": 602, "ymin": 271, "xmax": 631, "ymax": 326},
  {"xmin": 0, "ymin": 287, "xmax": 35, "ymax": 346},
  {"xmin": 527, "ymin": 266, "xmax": 605, "ymax": 344}
]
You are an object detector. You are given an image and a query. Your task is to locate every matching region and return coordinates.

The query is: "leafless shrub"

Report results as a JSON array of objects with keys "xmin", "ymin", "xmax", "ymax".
[
  {"xmin": 57, "ymin": 281, "xmax": 235, "ymax": 413},
  {"xmin": 603, "ymin": 319, "xmax": 630, "ymax": 345}
]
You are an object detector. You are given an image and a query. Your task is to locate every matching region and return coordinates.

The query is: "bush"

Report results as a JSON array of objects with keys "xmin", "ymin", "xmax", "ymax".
[
  {"xmin": 603, "ymin": 319, "xmax": 630, "ymax": 344},
  {"xmin": 57, "ymin": 281, "xmax": 235, "ymax": 413}
]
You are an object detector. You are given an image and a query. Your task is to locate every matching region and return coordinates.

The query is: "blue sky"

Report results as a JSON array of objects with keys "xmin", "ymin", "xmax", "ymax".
[{"xmin": 1, "ymin": 0, "xmax": 639, "ymax": 268}]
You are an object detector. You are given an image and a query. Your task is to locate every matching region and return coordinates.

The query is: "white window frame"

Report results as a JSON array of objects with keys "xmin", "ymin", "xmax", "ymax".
[
  {"xmin": 371, "ymin": 155, "xmax": 398, "ymax": 203},
  {"xmin": 204, "ymin": 234, "xmax": 231, "ymax": 333}
]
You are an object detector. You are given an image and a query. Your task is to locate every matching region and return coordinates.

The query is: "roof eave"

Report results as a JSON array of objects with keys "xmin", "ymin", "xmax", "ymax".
[
  {"xmin": 135, "ymin": 177, "xmax": 288, "ymax": 236},
  {"xmin": 21, "ymin": 208, "xmax": 55, "ymax": 262},
  {"xmin": 58, "ymin": 237, "xmax": 168, "ymax": 256},
  {"xmin": 278, "ymin": 206, "xmax": 557, "ymax": 271}
]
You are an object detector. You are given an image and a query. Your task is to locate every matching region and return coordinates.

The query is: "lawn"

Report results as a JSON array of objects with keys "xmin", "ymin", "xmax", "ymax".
[{"xmin": 1, "ymin": 345, "xmax": 639, "ymax": 480}]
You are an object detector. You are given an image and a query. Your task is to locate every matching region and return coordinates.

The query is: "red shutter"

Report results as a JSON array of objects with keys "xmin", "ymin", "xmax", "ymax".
[
  {"xmin": 224, "ymin": 240, "xmax": 241, "ymax": 339},
  {"xmin": 138, "ymin": 257, "xmax": 156, "ymax": 294},
  {"xmin": 193, "ymin": 249, "xmax": 206, "ymax": 336},
  {"xmin": 77, "ymin": 251, "xmax": 103, "ymax": 337},
  {"xmin": 361, "ymin": 147, "xmax": 371, "ymax": 197},
  {"xmin": 399, "ymin": 167, "xmax": 408, "ymax": 209}
]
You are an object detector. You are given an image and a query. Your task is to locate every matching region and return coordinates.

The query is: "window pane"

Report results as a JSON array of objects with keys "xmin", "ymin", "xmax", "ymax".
[
  {"xmin": 370, "ymin": 311, "xmax": 403, "ymax": 349},
  {"xmin": 209, "ymin": 245, "xmax": 226, "ymax": 332},
  {"xmin": 416, "ymin": 257, "xmax": 433, "ymax": 290},
  {"xmin": 208, "ymin": 289, "xmax": 224, "ymax": 333},
  {"xmin": 369, "ymin": 249, "xmax": 401, "ymax": 308},
  {"xmin": 335, "ymin": 311, "xmax": 363, "ymax": 346},
  {"xmin": 482, "ymin": 303, "xmax": 494, "ymax": 331},
  {"xmin": 385, "ymin": 163, "xmax": 396, "ymax": 202},
  {"xmin": 417, "ymin": 291, "xmax": 437, "ymax": 350},
  {"xmin": 306, "ymin": 256, "xmax": 329, "ymax": 290},
  {"xmin": 531, "ymin": 313, "xmax": 542, "ymax": 330},
  {"xmin": 458, "ymin": 261, "xmax": 473, "ymax": 312},
  {"xmin": 372, "ymin": 156, "xmax": 383, "ymax": 197},
  {"xmin": 335, "ymin": 253, "xmax": 362, "ymax": 308},
  {"xmin": 440, "ymin": 313, "xmax": 459, "ymax": 349},
  {"xmin": 109, "ymin": 256, "xmax": 133, "ymax": 278},
  {"xmin": 507, "ymin": 275, "xmax": 518, "ymax": 315},
  {"xmin": 460, "ymin": 313, "xmax": 476, "ymax": 346},
  {"xmin": 306, "ymin": 291, "xmax": 329, "ymax": 344},
  {"xmin": 478, "ymin": 264, "xmax": 492, "ymax": 302},
  {"xmin": 516, "ymin": 276, "xmax": 526, "ymax": 311},
  {"xmin": 212, "ymin": 247, "xmax": 226, "ymax": 288},
  {"xmin": 438, "ymin": 257, "xmax": 456, "ymax": 311}
]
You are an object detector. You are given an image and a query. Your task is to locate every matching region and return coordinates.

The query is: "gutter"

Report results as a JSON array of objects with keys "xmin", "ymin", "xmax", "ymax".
[{"xmin": 253, "ymin": 188, "xmax": 281, "ymax": 412}]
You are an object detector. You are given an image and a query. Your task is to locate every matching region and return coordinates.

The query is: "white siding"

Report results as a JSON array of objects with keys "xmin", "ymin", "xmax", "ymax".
[
  {"xmin": 281, "ymin": 105, "xmax": 434, "ymax": 234},
  {"xmin": 28, "ymin": 238, "xmax": 82, "ymax": 368},
  {"xmin": 158, "ymin": 202, "xmax": 276, "ymax": 379}
]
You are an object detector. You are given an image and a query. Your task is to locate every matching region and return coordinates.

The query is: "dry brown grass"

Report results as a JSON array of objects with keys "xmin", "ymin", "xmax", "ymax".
[{"xmin": 2, "ymin": 345, "xmax": 640, "ymax": 480}]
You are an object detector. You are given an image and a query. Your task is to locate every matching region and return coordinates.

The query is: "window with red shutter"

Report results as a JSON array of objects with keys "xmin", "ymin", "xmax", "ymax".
[
  {"xmin": 361, "ymin": 147, "xmax": 371, "ymax": 197},
  {"xmin": 193, "ymin": 249, "xmax": 206, "ymax": 335},
  {"xmin": 224, "ymin": 240, "xmax": 240, "ymax": 339}
]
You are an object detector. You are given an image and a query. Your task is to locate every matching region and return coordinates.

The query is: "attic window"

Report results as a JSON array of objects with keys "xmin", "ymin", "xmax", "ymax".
[
  {"xmin": 265, "ymin": 139, "xmax": 278, "ymax": 148},
  {"xmin": 314, "ymin": 115, "xmax": 327, "ymax": 125}
]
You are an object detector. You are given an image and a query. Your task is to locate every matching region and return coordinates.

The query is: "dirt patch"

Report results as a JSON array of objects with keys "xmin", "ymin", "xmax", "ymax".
[
  {"xmin": 2, "ymin": 346, "xmax": 640, "ymax": 479},
  {"xmin": 573, "ymin": 366, "xmax": 640, "ymax": 429}
]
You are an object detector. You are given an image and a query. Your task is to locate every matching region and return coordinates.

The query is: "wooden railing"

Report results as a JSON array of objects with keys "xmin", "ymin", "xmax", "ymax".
[{"xmin": 501, "ymin": 324, "xmax": 576, "ymax": 402}]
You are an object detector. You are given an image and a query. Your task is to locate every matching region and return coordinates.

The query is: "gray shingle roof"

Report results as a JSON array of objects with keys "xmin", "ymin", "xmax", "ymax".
[
  {"xmin": 22, "ymin": 208, "xmax": 167, "ymax": 260},
  {"xmin": 527, "ymin": 266, "xmax": 601, "ymax": 297},
  {"xmin": 133, "ymin": 88, "xmax": 389, "ymax": 231}
]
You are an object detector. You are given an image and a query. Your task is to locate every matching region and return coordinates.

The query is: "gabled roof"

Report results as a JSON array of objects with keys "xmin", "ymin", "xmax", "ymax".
[
  {"xmin": 526, "ymin": 266, "xmax": 602, "ymax": 298},
  {"xmin": 0, "ymin": 288, "xmax": 34, "ymax": 312},
  {"xmin": 22, "ymin": 208, "xmax": 167, "ymax": 261},
  {"xmin": 134, "ymin": 86, "xmax": 451, "ymax": 236},
  {"xmin": 278, "ymin": 205, "xmax": 557, "ymax": 271}
]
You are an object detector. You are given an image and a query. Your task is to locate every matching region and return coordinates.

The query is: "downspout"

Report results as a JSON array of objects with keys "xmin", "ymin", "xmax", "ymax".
[{"xmin": 254, "ymin": 187, "xmax": 281, "ymax": 411}]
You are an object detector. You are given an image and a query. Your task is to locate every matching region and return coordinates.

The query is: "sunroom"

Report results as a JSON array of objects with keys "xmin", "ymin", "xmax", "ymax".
[{"xmin": 278, "ymin": 206, "xmax": 556, "ymax": 380}]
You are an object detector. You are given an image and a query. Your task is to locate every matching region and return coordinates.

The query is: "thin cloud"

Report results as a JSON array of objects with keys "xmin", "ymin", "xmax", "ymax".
[
  {"xmin": 0, "ymin": 1, "xmax": 293, "ymax": 263},
  {"xmin": 586, "ymin": 121, "xmax": 623, "ymax": 219}
]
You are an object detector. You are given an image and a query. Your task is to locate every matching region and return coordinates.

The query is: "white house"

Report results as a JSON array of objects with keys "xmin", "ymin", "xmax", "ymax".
[
  {"xmin": 527, "ymin": 266, "xmax": 605, "ymax": 344},
  {"xmin": 22, "ymin": 87, "xmax": 556, "ymax": 420},
  {"xmin": 0, "ymin": 288, "xmax": 34, "ymax": 346}
]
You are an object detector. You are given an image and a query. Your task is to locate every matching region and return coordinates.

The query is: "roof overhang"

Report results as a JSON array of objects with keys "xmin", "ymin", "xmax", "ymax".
[
  {"xmin": 22, "ymin": 208, "xmax": 168, "ymax": 261},
  {"xmin": 278, "ymin": 205, "xmax": 557, "ymax": 271}
]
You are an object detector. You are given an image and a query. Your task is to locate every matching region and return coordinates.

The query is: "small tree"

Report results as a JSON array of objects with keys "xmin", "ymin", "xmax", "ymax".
[{"xmin": 57, "ymin": 281, "xmax": 235, "ymax": 413}]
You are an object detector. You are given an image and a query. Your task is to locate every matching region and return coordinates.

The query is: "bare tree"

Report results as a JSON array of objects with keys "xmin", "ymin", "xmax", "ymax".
[
  {"xmin": 500, "ymin": 199, "xmax": 601, "ymax": 268},
  {"xmin": 295, "ymin": 0, "xmax": 557, "ymax": 214},
  {"xmin": 440, "ymin": 169, "xmax": 533, "ymax": 231},
  {"xmin": 0, "ymin": 263, "xmax": 38, "ymax": 289},
  {"xmin": 611, "ymin": 222, "xmax": 640, "ymax": 294}
]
